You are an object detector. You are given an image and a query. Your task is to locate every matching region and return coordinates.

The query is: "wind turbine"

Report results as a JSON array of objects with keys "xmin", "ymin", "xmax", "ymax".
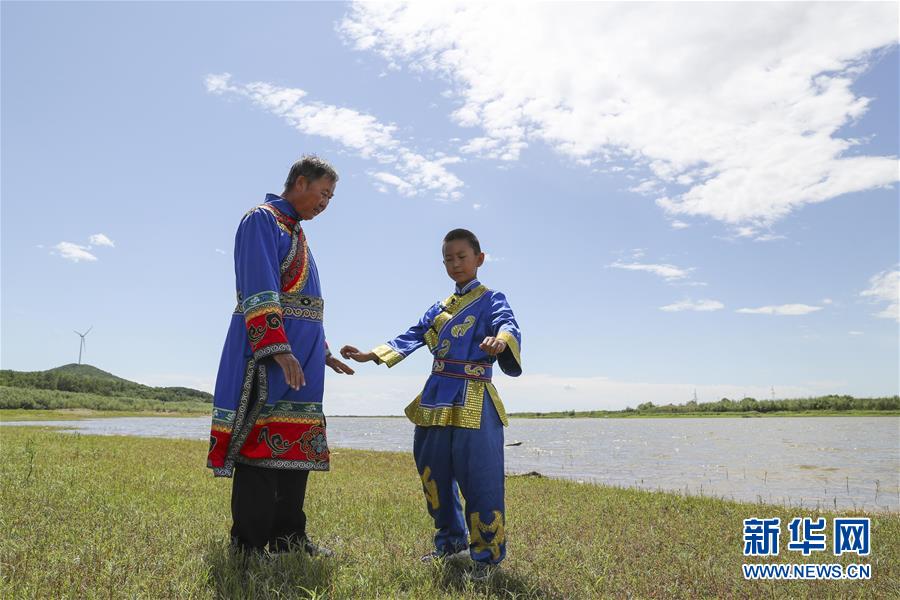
[{"xmin": 74, "ymin": 327, "xmax": 93, "ymax": 365}]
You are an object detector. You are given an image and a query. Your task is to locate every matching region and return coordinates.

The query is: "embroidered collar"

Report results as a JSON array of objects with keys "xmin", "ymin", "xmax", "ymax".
[
  {"xmin": 265, "ymin": 193, "xmax": 299, "ymax": 219},
  {"xmin": 455, "ymin": 278, "xmax": 481, "ymax": 296}
]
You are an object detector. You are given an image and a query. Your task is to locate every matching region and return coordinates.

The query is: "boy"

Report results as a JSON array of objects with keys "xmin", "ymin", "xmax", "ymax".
[{"xmin": 340, "ymin": 228, "xmax": 522, "ymax": 580}]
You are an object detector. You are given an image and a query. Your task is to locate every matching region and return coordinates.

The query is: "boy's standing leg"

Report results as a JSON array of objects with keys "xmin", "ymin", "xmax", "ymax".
[
  {"xmin": 453, "ymin": 397, "xmax": 507, "ymax": 568},
  {"xmin": 413, "ymin": 425, "xmax": 469, "ymax": 559}
]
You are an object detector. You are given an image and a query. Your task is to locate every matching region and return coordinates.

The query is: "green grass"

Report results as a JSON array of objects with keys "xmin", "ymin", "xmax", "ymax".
[
  {"xmin": 0, "ymin": 408, "xmax": 202, "ymax": 421},
  {"xmin": 1, "ymin": 428, "xmax": 897, "ymax": 599}
]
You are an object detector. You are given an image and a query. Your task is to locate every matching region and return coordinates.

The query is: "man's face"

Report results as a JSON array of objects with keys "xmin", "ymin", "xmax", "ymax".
[
  {"xmin": 443, "ymin": 239, "xmax": 484, "ymax": 285},
  {"xmin": 293, "ymin": 176, "xmax": 336, "ymax": 220}
]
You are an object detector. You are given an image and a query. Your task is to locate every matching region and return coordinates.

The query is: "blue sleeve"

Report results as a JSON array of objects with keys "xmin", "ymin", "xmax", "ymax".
[
  {"xmin": 234, "ymin": 208, "xmax": 291, "ymax": 360},
  {"xmin": 490, "ymin": 292, "xmax": 522, "ymax": 376},
  {"xmin": 371, "ymin": 302, "xmax": 442, "ymax": 368}
]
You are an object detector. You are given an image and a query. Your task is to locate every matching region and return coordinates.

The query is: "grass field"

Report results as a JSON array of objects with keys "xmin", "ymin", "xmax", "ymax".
[{"xmin": 1, "ymin": 427, "xmax": 897, "ymax": 599}]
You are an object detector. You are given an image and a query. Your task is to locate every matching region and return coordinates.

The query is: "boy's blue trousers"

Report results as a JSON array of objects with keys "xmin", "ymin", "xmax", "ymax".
[{"xmin": 412, "ymin": 397, "xmax": 506, "ymax": 564}]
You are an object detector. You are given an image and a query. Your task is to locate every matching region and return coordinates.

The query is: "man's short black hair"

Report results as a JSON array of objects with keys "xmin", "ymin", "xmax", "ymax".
[
  {"xmin": 443, "ymin": 228, "xmax": 481, "ymax": 254},
  {"xmin": 283, "ymin": 155, "xmax": 339, "ymax": 193}
]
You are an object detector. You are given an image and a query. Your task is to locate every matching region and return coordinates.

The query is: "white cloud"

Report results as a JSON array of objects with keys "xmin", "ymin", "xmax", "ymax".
[
  {"xmin": 660, "ymin": 299, "xmax": 724, "ymax": 312},
  {"xmin": 753, "ymin": 233, "xmax": 787, "ymax": 243},
  {"xmin": 822, "ymin": 298, "xmax": 833, "ymax": 305},
  {"xmin": 609, "ymin": 260, "xmax": 692, "ymax": 281},
  {"xmin": 371, "ymin": 171, "xmax": 414, "ymax": 196},
  {"xmin": 860, "ymin": 266, "xmax": 899, "ymax": 322},
  {"xmin": 736, "ymin": 304, "xmax": 823, "ymax": 316},
  {"xmin": 848, "ymin": 330, "xmax": 864, "ymax": 336},
  {"xmin": 88, "ymin": 233, "xmax": 115, "ymax": 247},
  {"xmin": 205, "ymin": 73, "xmax": 464, "ymax": 200},
  {"xmin": 670, "ymin": 220, "xmax": 690, "ymax": 230},
  {"xmin": 215, "ymin": 248, "xmax": 227, "ymax": 255},
  {"xmin": 340, "ymin": 3, "xmax": 899, "ymax": 228},
  {"xmin": 54, "ymin": 242, "xmax": 97, "ymax": 263},
  {"xmin": 472, "ymin": 203, "xmax": 482, "ymax": 210},
  {"xmin": 484, "ymin": 253, "xmax": 504, "ymax": 263}
]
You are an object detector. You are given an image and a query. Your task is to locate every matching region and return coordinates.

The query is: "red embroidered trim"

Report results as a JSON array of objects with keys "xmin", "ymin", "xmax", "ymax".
[
  {"xmin": 246, "ymin": 310, "xmax": 289, "ymax": 353},
  {"xmin": 257, "ymin": 203, "xmax": 297, "ymax": 232}
]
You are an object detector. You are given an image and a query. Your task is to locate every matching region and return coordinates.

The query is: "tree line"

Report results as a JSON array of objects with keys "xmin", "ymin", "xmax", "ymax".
[
  {"xmin": 0, "ymin": 369, "xmax": 213, "ymax": 403},
  {"xmin": 631, "ymin": 395, "xmax": 899, "ymax": 413}
]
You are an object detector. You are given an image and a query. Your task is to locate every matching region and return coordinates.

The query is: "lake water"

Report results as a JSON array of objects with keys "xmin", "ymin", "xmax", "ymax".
[{"xmin": 4, "ymin": 416, "xmax": 898, "ymax": 511}]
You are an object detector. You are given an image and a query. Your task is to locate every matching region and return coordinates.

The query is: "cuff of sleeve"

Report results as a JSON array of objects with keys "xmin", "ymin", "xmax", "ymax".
[
  {"xmin": 253, "ymin": 342, "xmax": 292, "ymax": 361},
  {"xmin": 496, "ymin": 330, "xmax": 521, "ymax": 375},
  {"xmin": 246, "ymin": 305, "xmax": 291, "ymax": 359},
  {"xmin": 372, "ymin": 344, "xmax": 405, "ymax": 368}
]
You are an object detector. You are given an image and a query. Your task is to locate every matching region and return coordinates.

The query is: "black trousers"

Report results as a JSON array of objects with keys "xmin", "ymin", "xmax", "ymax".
[{"xmin": 230, "ymin": 462, "xmax": 309, "ymax": 552}]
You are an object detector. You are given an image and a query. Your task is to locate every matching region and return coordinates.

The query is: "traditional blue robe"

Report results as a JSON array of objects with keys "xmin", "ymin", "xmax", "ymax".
[
  {"xmin": 208, "ymin": 194, "xmax": 330, "ymax": 478},
  {"xmin": 371, "ymin": 279, "xmax": 521, "ymax": 564}
]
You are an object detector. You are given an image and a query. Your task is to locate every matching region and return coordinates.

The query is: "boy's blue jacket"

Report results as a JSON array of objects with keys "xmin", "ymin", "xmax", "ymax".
[{"xmin": 372, "ymin": 279, "xmax": 522, "ymax": 428}]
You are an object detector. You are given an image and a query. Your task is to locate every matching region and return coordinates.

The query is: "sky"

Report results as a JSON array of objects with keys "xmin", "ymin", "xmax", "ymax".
[{"xmin": 2, "ymin": 2, "xmax": 898, "ymax": 414}]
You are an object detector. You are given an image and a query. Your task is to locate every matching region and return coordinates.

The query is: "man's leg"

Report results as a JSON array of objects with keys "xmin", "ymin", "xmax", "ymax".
[
  {"xmin": 453, "ymin": 396, "xmax": 506, "ymax": 565},
  {"xmin": 230, "ymin": 463, "xmax": 278, "ymax": 553},
  {"xmin": 268, "ymin": 469, "xmax": 310, "ymax": 552},
  {"xmin": 413, "ymin": 425, "xmax": 468, "ymax": 555}
]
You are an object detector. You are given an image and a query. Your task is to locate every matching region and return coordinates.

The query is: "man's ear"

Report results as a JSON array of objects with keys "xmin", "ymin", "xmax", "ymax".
[{"xmin": 295, "ymin": 175, "xmax": 308, "ymax": 192}]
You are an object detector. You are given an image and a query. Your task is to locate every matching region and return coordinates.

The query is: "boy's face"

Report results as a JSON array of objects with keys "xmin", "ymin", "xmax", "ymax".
[
  {"xmin": 292, "ymin": 175, "xmax": 336, "ymax": 220},
  {"xmin": 443, "ymin": 239, "xmax": 485, "ymax": 286}
]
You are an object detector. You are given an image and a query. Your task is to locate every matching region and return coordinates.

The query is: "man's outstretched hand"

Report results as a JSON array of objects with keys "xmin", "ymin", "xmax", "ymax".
[
  {"xmin": 274, "ymin": 352, "xmax": 305, "ymax": 390},
  {"xmin": 327, "ymin": 355, "xmax": 355, "ymax": 375}
]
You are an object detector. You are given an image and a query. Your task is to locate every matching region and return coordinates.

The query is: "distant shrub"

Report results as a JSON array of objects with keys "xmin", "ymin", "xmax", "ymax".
[{"xmin": 0, "ymin": 387, "xmax": 209, "ymax": 413}]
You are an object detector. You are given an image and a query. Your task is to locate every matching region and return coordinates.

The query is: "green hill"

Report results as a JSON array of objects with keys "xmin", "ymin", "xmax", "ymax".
[
  {"xmin": 0, "ymin": 364, "xmax": 212, "ymax": 403},
  {"xmin": 45, "ymin": 363, "xmax": 130, "ymax": 382}
]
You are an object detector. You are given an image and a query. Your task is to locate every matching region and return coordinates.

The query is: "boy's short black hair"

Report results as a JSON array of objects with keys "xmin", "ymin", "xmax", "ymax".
[
  {"xmin": 443, "ymin": 228, "xmax": 481, "ymax": 254},
  {"xmin": 283, "ymin": 155, "xmax": 339, "ymax": 192}
]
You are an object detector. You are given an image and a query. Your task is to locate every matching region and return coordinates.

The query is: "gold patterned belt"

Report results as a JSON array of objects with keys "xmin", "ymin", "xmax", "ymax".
[
  {"xmin": 431, "ymin": 358, "xmax": 492, "ymax": 381},
  {"xmin": 235, "ymin": 292, "xmax": 324, "ymax": 321}
]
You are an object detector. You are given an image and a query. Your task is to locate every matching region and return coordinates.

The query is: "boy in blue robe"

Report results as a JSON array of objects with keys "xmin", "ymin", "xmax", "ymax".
[{"xmin": 341, "ymin": 229, "xmax": 522, "ymax": 580}]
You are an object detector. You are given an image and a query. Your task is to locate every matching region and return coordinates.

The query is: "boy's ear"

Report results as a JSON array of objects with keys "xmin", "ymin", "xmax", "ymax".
[{"xmin": 476, "ymin": 252, "xmax": 485, "ymax": 267}]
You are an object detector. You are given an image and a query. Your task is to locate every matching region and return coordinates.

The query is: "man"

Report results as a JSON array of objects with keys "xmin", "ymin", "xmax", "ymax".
[{"xmin": 207, "ymin": 155, "xmax": 354, "ymax": 556}]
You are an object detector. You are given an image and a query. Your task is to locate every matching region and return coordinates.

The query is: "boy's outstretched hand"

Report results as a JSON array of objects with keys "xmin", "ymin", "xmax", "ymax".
[
  {"xmin": 326, "ymin": 355, "xmax": 355, "ymax": 375},
  {"xmin": 480, "ymin": 336, "xmax": 508, "ymax": 356},
  {"xmin": 340, "ymin": 345, "xmax": 380, "ymax": 364}
]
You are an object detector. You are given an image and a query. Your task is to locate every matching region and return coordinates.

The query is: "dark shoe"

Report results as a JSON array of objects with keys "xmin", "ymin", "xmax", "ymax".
[
  {"xmin": 301, "ymin": 536, "xmax": 335, "ymax": 558},
  {"xmin": 468, "ymin": 561, "xmax": 498, "ymax": 582},
  {"xmin": 420, "ymin": 546, "xmax": 469, "ymax": 563}
]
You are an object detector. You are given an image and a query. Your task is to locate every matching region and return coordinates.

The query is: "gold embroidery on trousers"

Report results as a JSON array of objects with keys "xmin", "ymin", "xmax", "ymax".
[
  {"xmin": 421, "ymin": 466, "xmax": 440, "ymax": 511},
  {"xmin": 451, "ymin": 315, "xmax": 476, "ymax": 338},
  {"xmin": 470, "ymin": 511, "xmax": 505, "ymax": 561}
]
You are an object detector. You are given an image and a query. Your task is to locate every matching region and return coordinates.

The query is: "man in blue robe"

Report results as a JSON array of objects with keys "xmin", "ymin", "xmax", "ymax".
[{"xmin": 208, "ymin": 155, "xmax": 355, "ymax": 555}]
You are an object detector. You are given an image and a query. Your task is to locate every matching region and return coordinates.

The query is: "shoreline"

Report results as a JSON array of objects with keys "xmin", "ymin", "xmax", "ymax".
[
  {"xmin": 3, "ymin": 420, "xmax": 897, "ymax": 514},
  {"xmin": 2, "ymin": 407, "xmax": 899, "ymax": 422}
]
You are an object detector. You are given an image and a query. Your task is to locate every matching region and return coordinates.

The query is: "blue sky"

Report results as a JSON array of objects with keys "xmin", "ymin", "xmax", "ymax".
[{"xmin": 2, "ymin": 2, "xmax": 897, "ymax": 413}]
